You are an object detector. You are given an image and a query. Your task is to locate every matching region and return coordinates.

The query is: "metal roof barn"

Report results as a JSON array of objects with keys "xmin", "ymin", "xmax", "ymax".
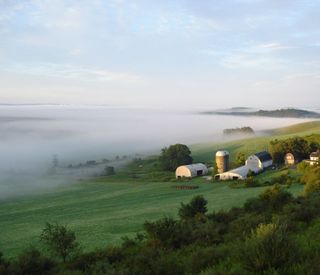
[{"xmin": 176, "ymin": 163, "xmax": 208, "ymax": 179}]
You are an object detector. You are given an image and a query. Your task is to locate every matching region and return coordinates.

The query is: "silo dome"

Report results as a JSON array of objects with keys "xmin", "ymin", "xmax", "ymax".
[{"xmin": 216, "ymin": 150, "xmax": 229, "ymax": 157}]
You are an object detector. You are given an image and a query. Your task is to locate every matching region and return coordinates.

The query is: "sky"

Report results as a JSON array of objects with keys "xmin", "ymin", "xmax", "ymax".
[{"xmin": 0, "ymin": 0, "xmax": 320, "ymax": 109}]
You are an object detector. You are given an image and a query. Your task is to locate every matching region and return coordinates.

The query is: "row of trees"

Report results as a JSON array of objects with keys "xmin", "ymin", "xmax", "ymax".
[
  {"xmin": 2, "ymin": 167, "xmax": 320, "ymax": 274},
  {"xmin": 269, "ymin": 137, "xmax": 319, "ymax": 165}
]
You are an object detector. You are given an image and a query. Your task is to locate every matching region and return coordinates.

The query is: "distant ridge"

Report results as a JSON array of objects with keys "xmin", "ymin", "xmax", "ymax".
[{"xmin": 200, "ymin": 108, "xmax": 320, "ymax": 118}]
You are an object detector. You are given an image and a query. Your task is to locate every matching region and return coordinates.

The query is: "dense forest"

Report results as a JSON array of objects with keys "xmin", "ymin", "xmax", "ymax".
[{"xmin": 1, "ymin": 164, "xmax": 320, "ymax": 275}]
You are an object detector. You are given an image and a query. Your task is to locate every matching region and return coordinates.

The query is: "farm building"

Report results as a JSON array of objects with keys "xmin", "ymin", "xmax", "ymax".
[
  {"xmin": 215, "ymin": 151, "xmax": 273, "ymax": 181},
  {"xmin": 215, "ymin": 165, "xmax": 260, "ymax": 181},
  {"xmin": 175, "ymin": 163, "xmax": 208, "ymax": 179},
  {"xmin": 310, "ymin": 150, "xmax": 320, "ymax": 166},
  {"xmin": 284, "ymin": 153, "xmax": 296, "ymax": 166},
  {"xmin": 215, "ymin": 150, "xmax": 229, "ymax": 173},
  {"xmin": 245, "ymin": 151, "xmax": 273, "ymax": 169}
]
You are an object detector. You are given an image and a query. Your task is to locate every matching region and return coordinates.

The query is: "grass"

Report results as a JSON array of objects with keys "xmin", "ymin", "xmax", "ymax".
[
  {"xmin": 0, "ymin": 177, "xmax": 303, "ymax": 258},
  {"xmin": 1, "ymin": 120, "xmax": 320, "ymax": 258}
]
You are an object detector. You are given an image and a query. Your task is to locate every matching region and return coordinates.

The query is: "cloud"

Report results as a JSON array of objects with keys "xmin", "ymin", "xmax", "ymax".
[
  {"xmin": 3, "ymin": 62, "xmax": 143, "ymax": 83},
  {"xmin": 258, "ymin": 43, "xmax": 291, "ymax": 51}
]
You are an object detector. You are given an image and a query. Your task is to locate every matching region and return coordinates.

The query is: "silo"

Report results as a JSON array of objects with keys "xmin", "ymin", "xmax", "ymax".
[{"xmin": 215, "ymin": 150, "xmax": 229, "ymax": 173}]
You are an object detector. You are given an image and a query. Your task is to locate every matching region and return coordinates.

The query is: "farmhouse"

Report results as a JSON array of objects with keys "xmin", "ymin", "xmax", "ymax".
[
  {"xmin": 310, "ymin": 150, "xmax": 320, "ymax": 166},
  {"xmin": 175, "ymin": 163, "xmax": 208, "ymax": 179},
  {"xmin": 284, "ymin": 153, "xmax": 296, "ymax": 166}
]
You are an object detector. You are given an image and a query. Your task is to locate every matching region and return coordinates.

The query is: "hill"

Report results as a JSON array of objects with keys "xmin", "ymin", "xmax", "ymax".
[
  {"xmin": 201, "ymin": 108, "xmax": 320, "ymax": 118},
  {"xmin": 1, "ymin": 120, "xmax": 320, "ymax": 257},
  {"xmin": 191, "ymin": 120, "xmax": 320, "ymax": 164}
]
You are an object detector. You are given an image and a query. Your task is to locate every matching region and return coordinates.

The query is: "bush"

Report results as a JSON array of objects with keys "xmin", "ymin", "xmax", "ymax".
[
  {"xmin": 259, "ymin": 184, "xmax": 293, "ymax": 211},
  {"xmin": 0, "ymin": 252, "xmax": 10, "ymax": 275},
  {"xmin": 144, "ymin": 217, "xmax": 182, "ymax": 248},
  {"xmin": 237, "ymin": 223, "xmax": 299, "ymax": 273},
  {"xmin": 179, "ymin": 195, "xmax": 208, "ymax": 220},
  {"xmin": 10, "ymin": 248, "xmax": 55, "ymax": 275},
  {"xmin": 304, "ymin": 180, "xmax": 320, "ymax": 196}
]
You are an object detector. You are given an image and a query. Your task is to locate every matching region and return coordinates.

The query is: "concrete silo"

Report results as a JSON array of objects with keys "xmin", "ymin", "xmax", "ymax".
[{"xmin": 215, "ymin": 150, "xmax": 229, "ymax": 173}]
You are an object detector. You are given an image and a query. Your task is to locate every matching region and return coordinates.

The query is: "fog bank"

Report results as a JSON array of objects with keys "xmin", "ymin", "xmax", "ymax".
[{"xmin": 0, "ymin": 105, "xmax": 312, "ymax": 200}]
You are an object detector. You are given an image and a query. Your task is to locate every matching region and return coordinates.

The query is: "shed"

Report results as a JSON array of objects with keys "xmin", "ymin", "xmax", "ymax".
[
  {"xmin": 284, "ymin": 153, "xmax": 296, "ymax": 166},
  {"xmin": 175, "ymin": 163, "xmax": 208, "ymax": 179}
]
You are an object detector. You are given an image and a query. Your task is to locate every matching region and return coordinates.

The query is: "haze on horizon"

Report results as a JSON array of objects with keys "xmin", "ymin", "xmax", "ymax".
[{"xmin": 0, "ymin": 0, "xmax": 319, "ymax": 109}]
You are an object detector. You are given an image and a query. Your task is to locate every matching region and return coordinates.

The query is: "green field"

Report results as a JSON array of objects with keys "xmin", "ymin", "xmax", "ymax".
[
  {"xmin": 1, "ymin": 120, "xmax": 320, "ymax": 258},
  {"xmin": 0, "ymin": 178, "xmax": 303, "ymax": 258}
]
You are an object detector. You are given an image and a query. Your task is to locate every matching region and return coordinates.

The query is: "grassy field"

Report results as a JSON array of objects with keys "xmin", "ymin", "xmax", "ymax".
[
  {"xmin": 1, "ymin": 120, "xmax": 320, "ymax": 258},
  {"xmin": 0, "ymin": 178, "xmax": 303, "ymax": 258}
]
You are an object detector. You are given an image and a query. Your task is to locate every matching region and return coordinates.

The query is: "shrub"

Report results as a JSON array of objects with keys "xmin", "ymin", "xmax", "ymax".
[
  {"xmin": 144, "ymin": 217, "xmax": 181, "ymax": 248},
  {"xmin": 179, "ymin": 195, "xmax": 208, "ymax": 220},
  {"xmin": 259, "ymin": 184, "xmax": 293, "ymax": 211},
  {"xmin": 10, "ymin": 248, "xmax": 55, "ymax": 275},
  {"xmin": 237, "ymin": 223, "xmax": 299, "ymax": 273}
]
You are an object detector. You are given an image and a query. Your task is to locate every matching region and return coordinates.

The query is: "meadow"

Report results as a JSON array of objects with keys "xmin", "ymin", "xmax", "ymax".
[{"xmin": 1, "ymin": 120, "xmax": 320, "ymax": 258}]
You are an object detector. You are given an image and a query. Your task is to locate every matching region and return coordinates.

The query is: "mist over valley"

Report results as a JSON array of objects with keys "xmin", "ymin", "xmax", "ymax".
[{"xmin": 0, "ymin": 104, "xmax": 315, "ymax": 199}]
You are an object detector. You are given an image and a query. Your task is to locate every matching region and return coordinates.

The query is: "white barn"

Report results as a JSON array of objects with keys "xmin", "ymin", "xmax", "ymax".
[
  {"xmin": 176, "ymin": 163, "xmax": 208, "ymax": 179},
  {"xmin": 215, "ymin": 151, "xmax": 273, "ymax": 181},
  {"xmin": 215, "ymin": 165, "xmax": 260, "ymax": 181},
  {"xmin": 246, "ymin": 151, "xmax": 273, "ymax": 169}
]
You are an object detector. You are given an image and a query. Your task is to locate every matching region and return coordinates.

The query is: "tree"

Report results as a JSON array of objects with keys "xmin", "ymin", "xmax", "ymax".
[
  {"xmin": 245, "ymin": 170, "xmax": 259, "ymax": 187},
  {"xmin": 236, "ymin": 152, "xmax": 246, "ymax": 166},
  {"xmin": 40, "ymin": 223, "xmax": 79, "ymax": 263},
  {"xmin": 179, "ymin": 195, "xmax": 208, "ymax": 220},
  {"xmin": 104, "ymin": 166, "xmax": 115, "ymax": 176},
  {"xmin": 212, "ymin": 162, "xmax": 219, "ymax": 182},
  {"xmin": 159, "ymin": 144, "xmax": 193, "ymax": 171}
]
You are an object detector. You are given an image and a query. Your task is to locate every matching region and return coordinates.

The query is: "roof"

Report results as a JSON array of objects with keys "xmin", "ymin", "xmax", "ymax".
[
  {"xmin": 285, "ymin": 152, "xmax": 297, "ymax": 158},
  {"xmin": 254, "ymin": 151, "xmax": 272, "ymax": 162},
  {"xmin": 310, "ymin": 150, "xmax": 320, "ymax": 158},
  {"xmin": 219, "ymin": 164, "xmax": 261, "ymax": 178},
  {"xmin": 216, "ymin": 150, "xmax": 229, "ymax": 157},
  {"xmin": 183, "ymin": 163, "xmax": 208, "ymax": 170}
]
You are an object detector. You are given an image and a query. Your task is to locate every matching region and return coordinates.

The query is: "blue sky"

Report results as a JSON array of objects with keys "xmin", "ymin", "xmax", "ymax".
[{"xmin": 0, "ymin": 0, "xmax": 319, "ymax": 108}]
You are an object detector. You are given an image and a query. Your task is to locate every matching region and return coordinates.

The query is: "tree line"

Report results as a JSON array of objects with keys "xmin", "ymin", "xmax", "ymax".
[{"xmin": 269, "ymin": 136, "xmax": 319, "ymax": 165}]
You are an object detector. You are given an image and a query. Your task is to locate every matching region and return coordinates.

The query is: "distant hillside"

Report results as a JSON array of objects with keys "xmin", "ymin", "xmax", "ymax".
[
  {"xmin": 269, "ymin": 121, "xmax": 320, "ymax": 135},
  {"xmin": 201, "ymin": 108, "xmax": 320, "ymax": 118},
  {"xmin": 223, "ymin": 126, "xmax": 255, "ymax": 136}
]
